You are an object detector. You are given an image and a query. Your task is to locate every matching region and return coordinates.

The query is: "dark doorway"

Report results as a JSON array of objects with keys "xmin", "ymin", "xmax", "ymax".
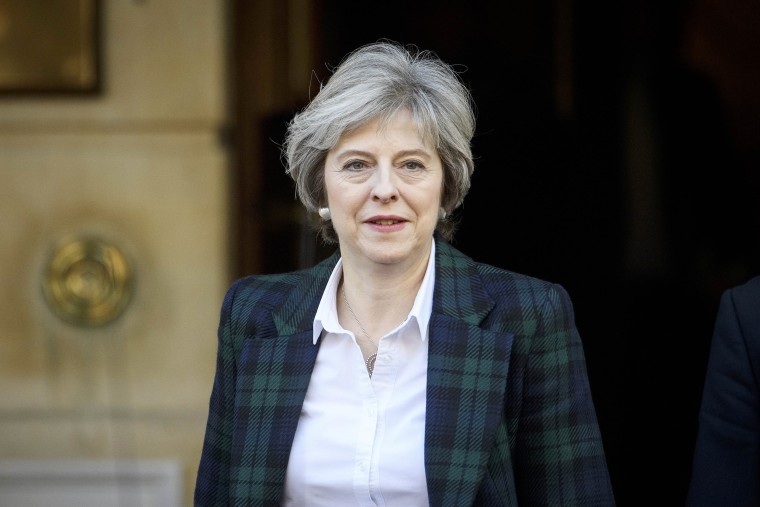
[{"xmin": 230, "ymin": 1, "xmax": 760, "ymax": 504}]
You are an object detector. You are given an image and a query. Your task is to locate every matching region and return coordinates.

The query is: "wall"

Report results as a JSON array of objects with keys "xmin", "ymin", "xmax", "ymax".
[{"xmin": 0, "ymin": 1, "xmax": 229, "ymax": 505}]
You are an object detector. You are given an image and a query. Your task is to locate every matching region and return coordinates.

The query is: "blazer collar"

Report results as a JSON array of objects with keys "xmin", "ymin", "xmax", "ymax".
[
  {"xmin": 271, "ymin": 237, "xmax": 496, "ymax": 335},
  {"xmin": 431, "ymin": 237, "xmax": 496, "ymax": 324},
  {"xmin": 272, "ymin": 251, "xmax": 338, "ymax": 336}
]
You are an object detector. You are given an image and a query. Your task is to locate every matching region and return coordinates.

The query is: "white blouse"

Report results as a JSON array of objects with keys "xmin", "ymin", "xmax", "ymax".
[{"xmin": 282, "ymin": 241, "xmax": 435, "ymax": 506}]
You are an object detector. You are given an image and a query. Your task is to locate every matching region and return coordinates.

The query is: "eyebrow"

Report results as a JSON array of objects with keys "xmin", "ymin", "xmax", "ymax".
[{"xmin": 334, "ymin": 148, "xmax": 432, "ymax": 161}]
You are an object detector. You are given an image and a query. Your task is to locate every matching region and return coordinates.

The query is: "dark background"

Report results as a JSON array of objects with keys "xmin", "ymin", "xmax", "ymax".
[{"xmin": 235, "ymin": 0, "xmax": 760, "ymax": 504}]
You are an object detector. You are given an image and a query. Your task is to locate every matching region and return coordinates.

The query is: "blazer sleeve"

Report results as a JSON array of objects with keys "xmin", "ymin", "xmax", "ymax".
[
  {"xmin": 687, "ymin": 279, "xmax": 760, "ymax": 506},
  {"xmin": 194, "ymin": 280, "xmax": 240, "ymax": 506},
  {"xmin": 510, "ymin": 283, "xmax": 615, "ymax": 506}
]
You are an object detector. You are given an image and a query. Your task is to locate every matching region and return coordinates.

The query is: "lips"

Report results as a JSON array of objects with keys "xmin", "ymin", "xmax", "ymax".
[{"xmin": 365, "ymin": 215, "xmax": 406, "ymax": 228}]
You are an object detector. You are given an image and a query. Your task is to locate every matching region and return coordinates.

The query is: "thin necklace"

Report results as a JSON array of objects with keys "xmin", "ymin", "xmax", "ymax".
[{"xmin": 341, "ymin": 286, "xmax": 377, "ymax": 377}]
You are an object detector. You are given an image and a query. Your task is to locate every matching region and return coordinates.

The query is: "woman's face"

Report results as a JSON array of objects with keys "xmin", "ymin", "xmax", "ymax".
[{"xmin": 323, "ymin": 108, "xmax": 443, "ymax": 269}]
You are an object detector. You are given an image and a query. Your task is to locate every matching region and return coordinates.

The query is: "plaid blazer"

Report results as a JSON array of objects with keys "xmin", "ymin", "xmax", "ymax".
[{"xmin": 195, "ymin": 238, "xmax": 615, "ymax": 506}]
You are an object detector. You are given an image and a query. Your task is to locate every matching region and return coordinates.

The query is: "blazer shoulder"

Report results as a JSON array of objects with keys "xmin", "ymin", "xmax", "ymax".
[
  {"xmin": 436, "ymin": 239, "xmax": 574, "ymax": 328},
  {"xmin": 476, "ymin": 262, "xmax": 575, "ymax": 330},
  {"xmin": 226, "ymin": 252, "xmax": 337, "ymax": 304},
  {"xmin": 439, "ymin": 238, "xmax": 566, "ymax": 298},
  {"xmin": 219, "ymin": 251, "xmax": 339, "ymax": 337},
  {"xmin": 463, "ymin": 250, "xmax": 573, "ymax": 310},
  {"xmin": 731, "ymin": 274, "xmax": 760, "ymax": 309},
  {"xmin": 725, "ymin": 274, "xmax": 760, "ymax": 356},
  {"xmin": 476, "ymin": 261, "xmax": 565, "ymax": 294}
]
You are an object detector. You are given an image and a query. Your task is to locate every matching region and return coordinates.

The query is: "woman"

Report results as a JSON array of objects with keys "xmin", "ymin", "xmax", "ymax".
[{"xmin": 195, "ymin": 40, "xmax": 615, "ymax": 506}]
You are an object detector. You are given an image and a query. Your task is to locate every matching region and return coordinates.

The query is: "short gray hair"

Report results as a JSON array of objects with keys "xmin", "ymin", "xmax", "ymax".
[{"xmin": 282, "ymin": 40, "xmax": 476, "ymax": 243}]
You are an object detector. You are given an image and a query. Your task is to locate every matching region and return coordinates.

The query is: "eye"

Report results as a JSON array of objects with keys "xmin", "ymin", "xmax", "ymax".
[
  {"xmin": 403, "ymin": 160, "xmax": 424, "ymax": 171},
  {"xmin": 343, "ymin": 159, "xmax": 368, "ymax": 171}
]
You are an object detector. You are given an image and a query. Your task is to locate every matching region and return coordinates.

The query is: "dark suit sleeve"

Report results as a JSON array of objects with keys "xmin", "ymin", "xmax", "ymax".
[
  {"xmin": 194, "ymin": 280, "xmax": 240, "ymax": 506},
  {"xmin": 687, "ymin": 280, "xmax": 760, "ymax": 507}
]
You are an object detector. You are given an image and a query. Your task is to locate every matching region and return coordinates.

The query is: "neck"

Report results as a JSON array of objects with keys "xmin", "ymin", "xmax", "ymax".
[{"xmin": 339, "ymin": 256, "xmax": 429, "ymax": 340}]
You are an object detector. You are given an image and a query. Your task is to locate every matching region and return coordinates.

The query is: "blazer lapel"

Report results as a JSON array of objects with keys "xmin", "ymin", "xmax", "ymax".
[
  {"xmin": 233, "ymin": 252, "xmax": 338, "ymax": 501},
  {"xmin": 425, "ymin": 240, "xmax": 513, "ymax": 506}
]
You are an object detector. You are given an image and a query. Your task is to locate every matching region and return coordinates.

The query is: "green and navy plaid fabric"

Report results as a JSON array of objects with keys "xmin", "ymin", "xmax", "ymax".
[{"xmin": 195, "ymin": 238, "xmax": 615, "ymax": 506}]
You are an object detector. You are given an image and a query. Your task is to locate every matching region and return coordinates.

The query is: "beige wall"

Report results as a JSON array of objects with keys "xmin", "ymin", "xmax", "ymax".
[{"xmin": 0, "ymin": 1, "xmax": 229, "ymax": 505}]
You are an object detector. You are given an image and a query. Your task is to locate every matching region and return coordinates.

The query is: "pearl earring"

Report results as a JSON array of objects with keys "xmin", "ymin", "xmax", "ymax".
[
  {"xmin": 318, "ymin": 207, "xmax": 331, "ymax": 221},
  {"xmin": 439, "ymin": 207, "xmax": 447, "ymax": 220}
]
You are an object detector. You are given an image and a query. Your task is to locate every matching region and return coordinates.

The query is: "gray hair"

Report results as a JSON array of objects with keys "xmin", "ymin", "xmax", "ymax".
[{"xmin": 282, "ymin": 40, "xmax": 476, "ymax": 243}]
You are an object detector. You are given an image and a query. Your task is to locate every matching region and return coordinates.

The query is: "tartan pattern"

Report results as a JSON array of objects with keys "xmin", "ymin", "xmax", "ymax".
[{"xmin": 194, "ymin": 238, "xmax": 615, "ymax": 506}]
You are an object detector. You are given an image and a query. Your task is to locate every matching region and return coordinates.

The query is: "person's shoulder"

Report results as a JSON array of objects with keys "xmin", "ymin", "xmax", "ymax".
[
  {"xmin": 223, "ymin": 251, "xmax": 339, "ymax": 306},
  {"xmin": 732, "ymin": 274, "xmax": 760, "ymax": 297},
  {"xmin": 439, "ymin": 239, "xmax": 567, "ymax": 298},
  {"xmin": 726, "ymin": 274, "xmax": 760, "ymax": 325},
  {"xmin": 475, "ymin": 261, "xmax": 571, "ymax": 306}
]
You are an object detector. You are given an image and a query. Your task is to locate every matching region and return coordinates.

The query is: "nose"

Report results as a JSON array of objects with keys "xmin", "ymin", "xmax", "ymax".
[{"xmin": 371, "ymin": 165, "xmax": 399, "ymax": 203}]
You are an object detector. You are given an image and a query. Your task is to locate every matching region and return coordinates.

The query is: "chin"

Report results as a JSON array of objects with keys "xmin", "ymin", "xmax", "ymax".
[{"xmin": 368, "ymin": 251, "xmax": 406, "ymax": 265}]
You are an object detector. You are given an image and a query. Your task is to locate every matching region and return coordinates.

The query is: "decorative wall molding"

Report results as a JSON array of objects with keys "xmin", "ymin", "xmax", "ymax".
[{"xmin": 0, "ymin": 459, "xmax": 182, "ymax": 507}]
